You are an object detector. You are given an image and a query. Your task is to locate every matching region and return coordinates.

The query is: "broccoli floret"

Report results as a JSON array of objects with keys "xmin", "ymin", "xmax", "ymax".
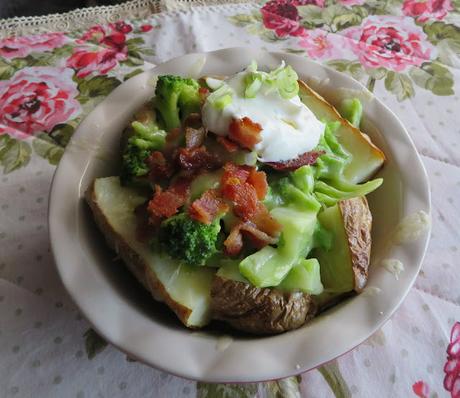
[
  {"xmin": 120, "ymin": 115, "xmax": 166, "ymax": 185},
  {"xmin": 264, "ymin": 176, "xmax": 320, "ymax": 212},
  {"xmin": 154, "ymin": 75, "xmax": 201, "ymax": 131},
  {"xmin": 158, "ymin": 213, "xmax": 221, "ymax": 266}
]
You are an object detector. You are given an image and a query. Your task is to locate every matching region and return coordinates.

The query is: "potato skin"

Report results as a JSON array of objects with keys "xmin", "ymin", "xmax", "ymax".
[
  {"xmin": 338, "ymin": 196, "xmax": 372, "ymax": 292},
  {"xmin": 211, "ymin": 276, "xmax": 317, "ymax": 335}
]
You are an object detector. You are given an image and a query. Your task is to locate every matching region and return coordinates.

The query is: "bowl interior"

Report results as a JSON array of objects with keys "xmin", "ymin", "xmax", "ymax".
[{"xmin": 50, "ymin": 48, "xmax": 430, "ymax": 382}]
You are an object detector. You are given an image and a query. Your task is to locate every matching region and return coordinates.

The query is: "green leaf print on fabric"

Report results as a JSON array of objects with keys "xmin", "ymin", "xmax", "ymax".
[
  {"xmin": 0, "ymin": 135, "xmax": 32, "ymax": 173},
  {"xmin": 322, "ymin": 5, "xmax": 368, "ymax": 32},
  {"xmin": 318, "ymin": 360, "xmax": 351, "ymax": 398},
  {"xmin": 385, "ymin": 71, "xmax": 415, "ymax": 101},
  {"xmin": 196, "ymin": 383, "xmax": 258, "ymax": 398},
  {"xmin": 409, "ymin": 62, "xmax": 454, "ymax": 95},
  {"xmin": 76, "ymin": 76, "xmax": 121, "ymax": 104},
  {"xmin": 49, "ymin": 123, "xmax": 76, "ymax": 148},
  {"xmin": 298, "ymin": 5, "xmax": 324, "ymax": 29},
  {"xmin": 423, "ymin": 22, "xmax": 460, "ymax": 68},
  {"xmin": 124, "ymin": 68, "xmax": 145, "ymax": 81},
  {"xmin": 32, "ymin": 133, "xmax": 64, "ymax": 165},
  {"xmin": 424, "ymin": 21, "xmax": 460, "ymax": 44},
  {"xmin": 84, "ymin": 328, "xmax": 108, "ymax": 359},
  {"xmin": 228, "ymin": 13, "xmax": 262, "ymax": 27},
  {"xmin": 327, "ymin": 59, "xmax": 365, "ymax": 81},
  {"xmin": 26, "ymin": 44, "xmax": 75, "ymax": 67},
  {"xmin": 263, "ymin": 376, "xmax": 302, "ymax": 398}
]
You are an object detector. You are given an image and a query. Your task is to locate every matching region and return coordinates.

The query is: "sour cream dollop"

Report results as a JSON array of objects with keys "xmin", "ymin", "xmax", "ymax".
[{"xmin": 202, "ymin": 66, "xmax": 325, "ymax": 162}]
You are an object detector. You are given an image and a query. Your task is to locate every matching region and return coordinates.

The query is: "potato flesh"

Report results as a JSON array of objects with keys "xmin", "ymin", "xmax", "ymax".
[
  {"xmin": 298, "ymin": 81, "xmax": 385, "ymax": 184},
  {"xmin": 93, "ymin": 177, "xmax": 215, "ymax": 327}
]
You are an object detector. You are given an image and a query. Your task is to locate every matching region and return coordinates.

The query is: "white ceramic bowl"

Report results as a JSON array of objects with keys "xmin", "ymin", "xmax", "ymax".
[{"xmin": 49, "ymin": 48, "xmax": 431, "ymax": 383}]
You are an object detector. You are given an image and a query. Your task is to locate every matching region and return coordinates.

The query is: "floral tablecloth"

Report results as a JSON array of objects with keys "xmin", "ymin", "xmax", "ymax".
[{"xmin": 1, "ymin": 0, "xmax": 460, "ymax": 397}]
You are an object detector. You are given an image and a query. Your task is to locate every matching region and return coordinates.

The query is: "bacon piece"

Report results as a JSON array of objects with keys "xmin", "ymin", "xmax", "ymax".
[
  {"xmin": 265, "ymin": 150, "xmax": 325, "ymax": 171},
  {"xmin": 247, "ymin": 169, "xmax": 268, "ymax": 200},
  {"xmin": 221, "ymin": 162, "xmax": 251, "ymax": 185},
  {"xmin": 222, "ymin": 181, "xmax": 258, "ymax": 221},
  {"xmin": 199, "ymin": 86, "xmax": 209, "ymax": 103},
  {"xmin": 183, "ymin": 112, "xmax": 202, "ymax": 129},
  {"xmin": 223, "ymin": 224, "xmax": 244, "ymax": 256},
  {"xmin": 189, "ymin": 189, "xmax": 229, "ymax": 224},
  {"xmin": 224, "ymin": 220, "xmax": 278, "ymax": 256},
  {"xmin": 147, "ymin": 178, "xmax": 190, "ymax": 221},
  {"xmin": 217, "ymin": 136, "xmax": 239, "ymax": 153},
  {"xmin": 169, "ymin": 176, "xmax": 191, "ymax": 199},
  {"xmin": 228, "ymin": 117, "xmax": 262, "ymax": 150},
  {"xmin": 146, "ymin": 151, "xmax": 173, "ymax": 182},
  {"xmin": 251, "ymin": 203, "xmax": 282, "ymax": 237},
  {"xmin": 148, "ymin": 185, "xmax": 184, "ymax": 219},
  {"xmin": 185, "ymin": 127, "xmax": 206, "ymax": 148},
  {"xmin": 240, "ymin": 223, "xmax": 278, "ymax": 249},
  {"xmin": 177, "ymin": 146, "xmax": 220, "ymax": 171}
]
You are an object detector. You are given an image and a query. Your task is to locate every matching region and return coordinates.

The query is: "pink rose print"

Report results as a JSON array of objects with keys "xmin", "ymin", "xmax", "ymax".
[
  {"xmin": 68, "ymin": 21, "xmax": 131, "ymax": 77},
  {"xmin": 109, "ymin": 21, "xmax": 133, "ymax": 34},
  {"xmin": 340, "ymin": 0, "xmax": 366, "ymax": 5},
  {"xmin": 67, "ymin": 47, "xmax": 127, "ymax": 78},
  {"xmin": 402, "ymin": 0, "xmax": 453, "ymax": 22},
  {"xmin": 413, "ymin": 380, "xmax": 430, "ymax": 398},
  {"xmin": 299, "ymin": 29, "xmax": 342, "ymax": 60},
  {"xmin": 444, "ymin": 322, "xmax": 460, "ymax": 398},
  {"xmin": 0, "ymin": 125, "xmax": 30, "ymax": 140},
  {"xmin": 260, "ymin": 0, "xmax": 325, "ymax": 38},
  {"xmin": 343, "ymin": 16, "xmax": 436, "ymax": 72},
  {"xmin": 140, "ymin": 24, "xmax": 154, "ymax": 32},
  {"xmin": 0, "ymin": 67, "xmax": 80, "ymax": 136},
  {"xmin": 0, "ymin": 32, "xmax": 67, "ymax": 60}
]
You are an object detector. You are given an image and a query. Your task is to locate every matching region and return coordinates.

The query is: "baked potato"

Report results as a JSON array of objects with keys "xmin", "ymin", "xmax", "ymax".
[
  {"xmin": 314, "ymin": 196, "xmax": 372, "ymax": 294},
  {"xmin": 85, "ymin": 64, "xmax": 381, "ymax": 335},
  {"xmin": 86, "ymin": 176, "xmax": 215, "ymax": 328}
]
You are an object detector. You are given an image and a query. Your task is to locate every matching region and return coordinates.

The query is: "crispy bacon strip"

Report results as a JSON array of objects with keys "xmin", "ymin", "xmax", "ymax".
[
  {"xmin": 148, "ymin": 185, "xmax": 184, "ymax": 219},
  {"xmin": 251, "ymin": 203, "xmax": 282, "ymax": 237},
  {"xmin": 189, "ymin": 189, "xmax": 229, "ymax": 224},
  {"xmin": 146, "ymin": 151, "xmax": 173, "ymax": 182},
  {"xmin": 223, "ymin": 223, "xmax": 244, "ymax": 256},
  {"xmin": 222, "ymin": 181, "xmax": 258, "ymax": 221},
  {"xmin": 177, "ymin": 146, "xmax": 220, "ymax": 171},
  {"xmin": 240, "ymin": 223, "xmax": 278, "ymax": 249},
  {"xmin": 183, "ymin": 113, "xmax": 202, "ymax": 129},
  {"xmin": 265, "ymin": 150, "xmax": 325, "ymax": 171},
  {"xmin": 247, "ymin": 169, "xmax": 268, "ymax": 200},
  {"xmin": 169, "ymin": 176, "xmax": 191, "ymax": 198},
  {"xmin": 224, "ymin": 220, "xmax": 279, "ymax": 256},
  {"xmin": 228, "ymin": 117, "xmax": 262, "ymax": 150},
  {"xmin": 147, "ymin": 178, "xmax": 190, "ymax": 221},
  {"xmin": 199, "ymin": 86, "xmax": 209, "ymax": 103},
  {"xmin": 221, "ymin": 162, "xmax": 251, "ymax": 185},
  {"xmin": 217, "ymin": 136, "xmax": 239, "ymax": 153}
]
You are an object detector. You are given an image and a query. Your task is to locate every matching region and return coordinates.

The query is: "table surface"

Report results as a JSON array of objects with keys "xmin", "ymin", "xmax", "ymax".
[{"xmin": 1, "ymin": 1, "xmax": 460, "ymax": 397}]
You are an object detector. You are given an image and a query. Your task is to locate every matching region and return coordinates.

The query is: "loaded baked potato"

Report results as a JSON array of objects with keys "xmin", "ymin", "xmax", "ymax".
[{"xmin": 85, "ymin": 61, "xmax": 384, "ymax": 334}]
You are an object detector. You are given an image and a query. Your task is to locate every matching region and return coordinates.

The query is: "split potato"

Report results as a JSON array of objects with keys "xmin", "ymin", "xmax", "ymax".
[
  {"xmin": 314, "ymin": 196, "xmax": 372, "ymax": 295},
  {"xmin": 86, "ymin": 176, "xmax": 215, "ymax": 328},
  {"xmin": 298, "ymin": 80, "xmax": 385, "ymax": 184}
]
